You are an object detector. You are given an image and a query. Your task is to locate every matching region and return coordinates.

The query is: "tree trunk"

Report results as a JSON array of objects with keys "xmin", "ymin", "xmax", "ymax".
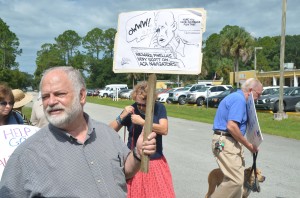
[{"xmin": 235, "ymin": 58, "xmax": 239, "ymax": 88}]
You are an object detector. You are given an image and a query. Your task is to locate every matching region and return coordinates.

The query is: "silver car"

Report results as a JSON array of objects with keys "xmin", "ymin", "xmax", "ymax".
[
  {"xmin": 255, "ymin": 87, "xmax": 300, "ymax": 112},
  {"xmin": 167, "ymin": 84, "xmax": 205, "ymax": 105}
]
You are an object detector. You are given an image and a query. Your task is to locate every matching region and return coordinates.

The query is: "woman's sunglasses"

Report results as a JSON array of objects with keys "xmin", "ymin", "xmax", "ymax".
[
  {"xmin": 0, "ymin": 101, "xmax": 14, "ymax": 107},
  {"xmin": 136, "ymin": 102, "xmax": 146, "ymax": 107}
]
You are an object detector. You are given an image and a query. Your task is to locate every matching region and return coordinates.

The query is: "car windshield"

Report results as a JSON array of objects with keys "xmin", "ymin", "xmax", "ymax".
[
  {"xmin": 180, "ymin": 87, "xmax": 191, "ymax": 91},
  {"xmin": 196, "ymin": 87, "xmax": 209, "ymax": 92},
  {"xmin": 283, "ymin": 88, "xmax": 295, "ymax": 96},
  {"xmin": 271, "ymin": 89, "xmax": 280, "ymax": 95},
  {"xmin": 265, "ymin": 88, "xmax": 289, "ymax": 96},
  {"xmin": 219, "ymin": 89, "xmax": 231, "ymax": 96},
  {"xmin": 176, "ymin": 88, "xmax": 185, "ymax": 91}
]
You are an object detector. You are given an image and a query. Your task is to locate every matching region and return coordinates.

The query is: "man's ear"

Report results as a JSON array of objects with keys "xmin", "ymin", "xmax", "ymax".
[{"xmin": 80, "ymin": 89, "xmax": 86, "ymax": 103}]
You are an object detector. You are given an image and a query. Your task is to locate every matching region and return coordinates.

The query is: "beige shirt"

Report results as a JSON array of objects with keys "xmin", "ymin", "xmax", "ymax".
[{"xmin": 30, "ymin": 99, "xmax": 48, "ymax": 128}]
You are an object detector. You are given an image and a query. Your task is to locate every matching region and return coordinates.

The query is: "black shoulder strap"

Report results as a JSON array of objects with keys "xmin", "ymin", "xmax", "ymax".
[{"xmin": 12, "ymin": 111, "xmax": 22, "ymax": 124}]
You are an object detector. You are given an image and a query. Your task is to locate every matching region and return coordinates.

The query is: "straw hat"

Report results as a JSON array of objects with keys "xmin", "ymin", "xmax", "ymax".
[{"xmin": 12, "ymin": 89, "xmax": 33, "ymax": 109}]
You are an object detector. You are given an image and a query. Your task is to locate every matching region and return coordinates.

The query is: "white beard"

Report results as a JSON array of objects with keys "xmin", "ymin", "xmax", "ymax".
[{"xmin": 45, "ymin": 95, "xmax": 82, "ymax": 128}]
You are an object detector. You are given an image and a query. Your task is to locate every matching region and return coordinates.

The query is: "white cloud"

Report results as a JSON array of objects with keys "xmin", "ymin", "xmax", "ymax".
[{"xmin": 0, "ymin": 0, "xmax": 299, "ymax": 74}]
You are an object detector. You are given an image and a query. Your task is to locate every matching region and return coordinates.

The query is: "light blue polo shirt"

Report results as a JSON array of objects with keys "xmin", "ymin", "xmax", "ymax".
[{"xmin": 213, "ymin": 89, "xmax": 248, "ymax": 135}]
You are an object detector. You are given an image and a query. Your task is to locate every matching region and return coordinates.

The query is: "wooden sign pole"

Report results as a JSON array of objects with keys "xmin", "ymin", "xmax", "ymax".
[{"xmin": 141, "ymin": 73, "xmax": 157, "ymax": 173}]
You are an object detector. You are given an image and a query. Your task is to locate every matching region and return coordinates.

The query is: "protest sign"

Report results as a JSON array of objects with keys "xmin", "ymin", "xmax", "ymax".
[
  {"xmin": 113, "ymin": 8, "xmax": 206, "ymax": 74},
  {"xmin": 246, "ymin": 93, "xmax": 263, "ymax": 148},
  {"xmin": 0, "ymin": 125, "xmax": 39, "ymax": 178},
  {"xmin": 114, "ymin": 8, "xmax": 206, "ymax": 172}
]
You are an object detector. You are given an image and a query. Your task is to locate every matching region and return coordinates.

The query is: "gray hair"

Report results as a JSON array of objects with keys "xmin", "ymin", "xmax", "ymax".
[
  {"xmin": 241, "ymin": 78, "xmax": 262, "ymax": 92},
  {"xmin": 39, "ymin": 66, "xmax": 86, "ymax": 94}
]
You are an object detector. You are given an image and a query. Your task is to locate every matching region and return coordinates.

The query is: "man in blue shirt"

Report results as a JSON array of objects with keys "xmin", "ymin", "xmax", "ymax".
[{"xmin": 211, "ymin": 78, "xmax": 263, "ymax": 198}]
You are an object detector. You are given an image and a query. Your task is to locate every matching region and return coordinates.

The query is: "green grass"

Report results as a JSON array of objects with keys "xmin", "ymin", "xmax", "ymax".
[
  {"xmin": 24, "ymin": 97, "xmax": 300, "ymax": 140},
  {"xmin": 256, "ymin": 112, "xmax": 300, "ymax": 139},
  {"xmin": 23, "ymin": 107, "xmax": 32, "ymax": 120}
]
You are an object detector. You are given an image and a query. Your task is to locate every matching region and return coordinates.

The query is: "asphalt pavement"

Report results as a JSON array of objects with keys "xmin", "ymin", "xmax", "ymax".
[{"xmin": 83, "ymin": 102, "xmax": 300, "ymax": 198}]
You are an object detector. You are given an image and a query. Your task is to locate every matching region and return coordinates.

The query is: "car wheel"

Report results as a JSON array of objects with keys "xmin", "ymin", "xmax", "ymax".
[
  {"xmin": 103, "ymin": 93, "xmax": 108, "ymax": 98},
  {"xmin": 296, "ymin": 102, "xmax": 300, "ymax": 112},
  {"xmin": 178, "ymin": 96, "xmax": 186, "ymax": 105},
  {"xmin": 273, "ymin": 102, "xmax": 279, "ymax": 113},
  {"xmin": 196, "ymin": 97, "xmax": 204, "ymax": 106},
  {"xmin": 273, "ymin": 101, "xmax": 285, "ymax": 113}
]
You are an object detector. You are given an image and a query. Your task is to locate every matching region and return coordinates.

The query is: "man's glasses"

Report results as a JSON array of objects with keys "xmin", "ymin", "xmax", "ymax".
[
  {"xmin": 252, "ymin": 89, "xmax": 262, "ymax": 98},
  {"xmin": 136, "ymin": 102, "xmax": 146, "ymax": 107},
  {"xmin": 0, "ymin": 101, "xmax": 14, "ymax": 107}
]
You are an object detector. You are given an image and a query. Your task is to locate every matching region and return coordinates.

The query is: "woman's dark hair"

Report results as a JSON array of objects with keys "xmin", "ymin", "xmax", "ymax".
[{"xmin": 0, "ymin": 83, "xmax": 14, "ymax": 103}]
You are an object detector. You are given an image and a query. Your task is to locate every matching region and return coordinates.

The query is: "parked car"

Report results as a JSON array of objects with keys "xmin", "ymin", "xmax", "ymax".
[
  {"xmin": 121, "ymin": 89, "xmax": 133, "ymax": 99},
  {"xmin": 108, "ymin": 87, "xmax": 129, "ymax": 98},
  {"xmin": 99, "ymin": 84, "xmax": 128, "ymax": 98},
  {"xmin": 157, "ymin": 87, "xmax": 183, "ymax": 103},
  {"xmin": 255, "ymin": 87, "xmax": 300, "ymax": 112},
  {"xmin": 186, "ymin": 85, "xmax": 233, "ymax": 106},
  {"xmin": 156, "ymin": 88, "xmax": 171, "ymax": 95},
  {"xmin": 118, "ymin": 89, "xmax": 132, "ymax": 98},
  {"xmin": 261, "ymin": 86, "xmax": 288, "ymax": 97},
  {"xmin": 86, "ymin": 89, "xmax": 94, "ymax": 96},
  {"xmin": 167, "ymin": 84, "xmax": 206, "ymax": 105},
  {"xmin": 204, "ymin": 88, "xmax": 235, "ymax": 108},
  {"xmin": 92, "ymin": 89, "xmax": 100, "ymax": 96}
]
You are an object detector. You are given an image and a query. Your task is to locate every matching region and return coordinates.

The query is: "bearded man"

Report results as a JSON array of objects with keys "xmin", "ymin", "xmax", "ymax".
[{"xmin": 0, "ymin": 66, "xmax": 156, "ymax": 198}]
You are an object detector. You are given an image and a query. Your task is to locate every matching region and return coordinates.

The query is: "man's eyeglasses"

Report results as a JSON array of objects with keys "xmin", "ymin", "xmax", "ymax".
[
  {"xmin": 0, "ymin": 101, "xmax": 14, "ymax": 107},
  {"xmin": 136, "ymin": 102, "xmax": 146, "ymax": 107},
  {"xmin": 252, "ymin": 89, "xmax": 262, "ymax": 97}
]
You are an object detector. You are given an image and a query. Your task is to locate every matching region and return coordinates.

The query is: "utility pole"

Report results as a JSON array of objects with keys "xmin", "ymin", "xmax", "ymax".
[{"xmin": 276, "ymin": 0, "xmax": 287, "ymax": 120}]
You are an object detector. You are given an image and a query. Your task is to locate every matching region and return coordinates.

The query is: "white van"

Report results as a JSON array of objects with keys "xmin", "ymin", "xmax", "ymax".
[{"xmin": 99, "ymin": 84, "xmax": 128, "ymax": 98}]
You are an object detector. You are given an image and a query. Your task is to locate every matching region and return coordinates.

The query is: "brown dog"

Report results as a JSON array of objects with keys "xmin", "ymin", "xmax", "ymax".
[{"xmin": 205, "ymin": 167, "xmax": 266, "ymax": 198}]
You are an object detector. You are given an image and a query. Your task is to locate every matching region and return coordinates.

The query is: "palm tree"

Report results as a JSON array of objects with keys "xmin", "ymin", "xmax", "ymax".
[
  {"xmin": 216, "ymin": 58, "xmax": 234, "ymax": 84},
  {"xmin": 126, "ymin": 73, "xmax": 142, "ymax": 88},
  {"xmin": 219, "ymin": 25, "xmax": 254, "ymax": 87}
]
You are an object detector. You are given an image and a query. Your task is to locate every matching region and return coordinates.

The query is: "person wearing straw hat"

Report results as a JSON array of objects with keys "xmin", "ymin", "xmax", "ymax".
[
  {"xmin": 12, "ymin": 89, "xmax": 33, "ymax": 125},
  {"xmin": 30, "ymin": 91, "xmax": 48, "ymax": 128}
]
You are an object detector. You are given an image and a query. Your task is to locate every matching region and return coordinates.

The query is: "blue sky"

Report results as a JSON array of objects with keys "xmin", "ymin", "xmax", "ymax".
[{"xmin": 1, "ymin": 0, "xmax": 299, "ymax": 75}]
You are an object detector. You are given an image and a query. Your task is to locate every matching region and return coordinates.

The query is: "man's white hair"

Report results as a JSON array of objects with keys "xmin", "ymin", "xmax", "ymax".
[
  {"xmin": 241, "ymin": 78, "xmax": 262, "ymax": 91},
  {"xmin": 39, "ymin": 66, "xmax": 86, "ymax": 94}
]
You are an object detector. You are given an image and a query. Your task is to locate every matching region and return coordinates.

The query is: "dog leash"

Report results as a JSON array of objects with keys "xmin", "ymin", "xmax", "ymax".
[{"xmin": 249, "ymin": 152, "xmax": 260, "ymax": 192}]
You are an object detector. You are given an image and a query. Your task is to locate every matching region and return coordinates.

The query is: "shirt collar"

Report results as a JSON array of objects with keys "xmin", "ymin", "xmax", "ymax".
[{"xmin": 49, "ymin": 112, "xmax": 94, "ymax": 144}]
